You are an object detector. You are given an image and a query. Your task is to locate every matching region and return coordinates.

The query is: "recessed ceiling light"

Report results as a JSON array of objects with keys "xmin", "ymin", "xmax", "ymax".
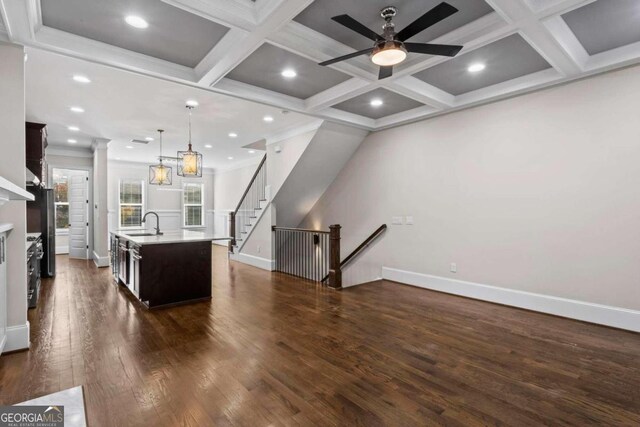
[
  {"xmin": 370, "ymin": 99, "xmax": 383, "ymax": 107},
  {"xmin": 70, "ymin": 106, "xmax": 84, "ymax": 113},
  {"xmin": 186, "ymin": 99, "xmax": 199, "ymax": 107},
  {"xmin": 115, "ymin": 157, "xmax": 121, "ymax": 160},
  {"xmin": 281, "ymin": 68, "xmax": 297, "ymax": 78},
  {"xmin": 248, "ymin": 150, "xmax": 255, "ymax": 154},
  {"xmin": 205, "ymin": 144, "xmax": 213, "ymax": 148},
  {"xmin": 126, "ymin": 145, "xmax": 133, "ymax": 149},
  {"xmin": 467, "ymin": 63, "xmax": 486, "ymax": 73},
  {"xmin": 125, "ymin": 15, "xmax": 149, "ymax": 29},
  {"xmin": 72, "ymin": 75, "xmax": 91, "ymax": 84},
  {"xmin": 67, "ymin": 139, "xmax": 77, "ymax": 144},
  {"xmin": 145, "ymin": 137, "xmax": 154, "ymax": 141},
  {"xmin": 263, "ymin": 115, "xmax": 274, "ymax": 122},
  {"xmin": 227, "ymin": 156, "xmax": 234, "ymax": 160},
  {"xmin": 228, "ymin": 132, "xmax": 238, "ymax": 138},
  {"xmin": 68, "ymin": 126, "xmax": 79, "ymax": 131}
]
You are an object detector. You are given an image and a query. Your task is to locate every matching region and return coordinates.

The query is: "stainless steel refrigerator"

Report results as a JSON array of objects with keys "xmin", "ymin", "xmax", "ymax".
[{"xmin": 27, "ymin": 187, "xmax": 56, "ymax": 277}]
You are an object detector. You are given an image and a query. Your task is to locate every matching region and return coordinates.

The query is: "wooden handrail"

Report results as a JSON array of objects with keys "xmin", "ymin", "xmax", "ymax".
[
  {"xmin": 272, "ymin": 226, "xmax": 330, "ymax": 234},
  {"xmin": 234, "ymin": 154, "xmax": 267, "ymax": 214},
  {"xmin": 321, "ymin": 224, "xmax": 387, "ymax": 283}
]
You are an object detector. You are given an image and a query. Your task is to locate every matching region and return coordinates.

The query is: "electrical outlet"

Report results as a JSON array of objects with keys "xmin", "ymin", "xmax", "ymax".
[
  {"xmin": 392, "ymin": 216, "xmax": 403, "ymax": 225},
  {"xmin": 257, "ymin": 245, "xmax": 261, "ymax": 253},
  {"xmin": 405, "ymin": 216, "xmax": 414, "ymax": 225},
  {"xmin": 450, "ymin": 263, "xmax": 457, "ymax": 273}
]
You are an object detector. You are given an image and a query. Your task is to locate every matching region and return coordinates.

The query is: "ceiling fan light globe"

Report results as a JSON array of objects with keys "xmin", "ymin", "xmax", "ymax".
[{"xmin": 371, "ymin": 42, "xmax": 407, "ymax": 66}]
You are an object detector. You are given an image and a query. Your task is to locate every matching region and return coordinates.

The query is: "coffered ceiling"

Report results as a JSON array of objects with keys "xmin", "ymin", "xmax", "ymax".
[{"xmin": 2, "ymin": 0, "xmax": 640, "ymax": 132}]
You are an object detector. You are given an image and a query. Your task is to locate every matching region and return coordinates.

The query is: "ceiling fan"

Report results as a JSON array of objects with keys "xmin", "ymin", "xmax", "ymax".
[{"xmin": 319, "ymin": 2, "xmax": 464, "ymax": 79}]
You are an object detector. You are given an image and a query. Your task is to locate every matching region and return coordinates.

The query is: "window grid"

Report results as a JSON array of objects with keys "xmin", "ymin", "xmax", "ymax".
[
  {"xmin": 183, "ymin": 183, "xmax": 204, "ymax": 228},
  {"xmin": 119, "ymin": 180, "xmax": 145, "ymax": 229}
]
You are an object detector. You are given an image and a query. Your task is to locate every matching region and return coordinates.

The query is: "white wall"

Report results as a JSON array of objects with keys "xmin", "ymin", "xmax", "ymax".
[
  {"xmin": 212, "ymin": 162, "xmax": 259, "ymax": 239},
  {"xmin": 0, "ymin": 42, "xmax": 29, "ymax": 351},
  {"xmin": 240, "ymin": 129, "xmax": 316, "ymax": 259},
  {"xmin": 302, "ymin": 64, "xmax": 640, "ymax": 317},
  {"xmin": 107, "ymin": 161, "xmax": 214, "ymax": 234}
]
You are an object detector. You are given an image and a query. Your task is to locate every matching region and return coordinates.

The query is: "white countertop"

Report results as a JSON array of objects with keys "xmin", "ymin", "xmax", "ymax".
[{"xmin": 112, "ymin": 229, "xmax": 230, "ymax": 245}]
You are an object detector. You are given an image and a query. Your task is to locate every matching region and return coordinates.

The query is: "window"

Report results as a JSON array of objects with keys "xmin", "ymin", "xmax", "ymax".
[
  {"xmin": 53, "ymin": 171, "xmax": 69, "ymax": 231},
  {"xmin": 183, "ymin": 183, "xmax": 204, "ymax": 227},
  {"xmin": 119, "ymin": 180, "xmax": 145, "ymax": 228}
]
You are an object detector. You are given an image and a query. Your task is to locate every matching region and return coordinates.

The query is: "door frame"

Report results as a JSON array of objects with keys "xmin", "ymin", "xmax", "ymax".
[{"xmin": 49, "ymin": 165, "xmax": 94, "ymax": 260}]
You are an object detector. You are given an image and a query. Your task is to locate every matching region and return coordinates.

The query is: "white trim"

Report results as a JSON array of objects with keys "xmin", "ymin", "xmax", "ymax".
[
  {"xmin": 4, "ymin": 321, "xmax": 30, "ymax": 353},
  {"xmin": 46, "ymin": 146, "xmax": 93, "ymax": 158},
  {"xmin": 230, "ymin": 251, "xmax": 274, "ymax": 271},
  {"xmin": 382, "ymin": 267, "xmax": 640, "ymax": 333},
  {"xmin": 56, "ymin": 245, "xmax": 69, "ymax": 254},
  {"xmin": 92, "ymin": 251, "xmax": 109, "ymax": 268}
]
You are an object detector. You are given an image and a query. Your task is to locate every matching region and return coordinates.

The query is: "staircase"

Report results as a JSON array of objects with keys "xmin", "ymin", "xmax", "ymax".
[{"xmin": 229, "ymin": 154, "xmax": 267, "ymax": 253}]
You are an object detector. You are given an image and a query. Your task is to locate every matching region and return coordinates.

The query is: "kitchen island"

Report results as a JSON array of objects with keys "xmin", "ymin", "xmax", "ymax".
[{"xmin": 110, "ymin": 230, "xmax": 226, "ymax": 308}]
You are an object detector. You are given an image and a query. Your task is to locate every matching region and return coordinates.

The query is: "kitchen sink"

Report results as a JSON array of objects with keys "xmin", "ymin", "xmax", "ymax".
[{"xmin": 125, "ymin": 232, "xmax": 160, "ymax": 237}]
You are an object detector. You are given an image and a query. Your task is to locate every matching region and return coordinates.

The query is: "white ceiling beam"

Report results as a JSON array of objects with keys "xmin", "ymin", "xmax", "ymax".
[
  {"xmin": 215, "ymin": 77, "xmax": 306, "ymax": 112},
  {"xmin": 383, "ymin": 77, "xmax": 454, "ymax": 110},
  {"xmin": 485, "ymin": 0, "xmax": 583, "ymax": 76},
  {"xmin": 268, "ymin": 21, "xmax": 377, "ymax": 80},
  {"xmin": 197, "ymin": 0, "xmax": 314, "ymax": 87},
  {"xmin": 0, "ymin": 0, "xmax": 39, "ymax": 43},
  {"xmin": 542, "ymin": 15, "xmax": 588, "ymax": 70},
  {"xmin": 160, "ymin": 0, "xmax": 257, "ymax": 30},
  {"xmin": 586, "ymin": 40, "xmax": 640, "ymax": 73},
  {"xmin": 391, "ymin": 12, "xmax": 514, "ymax": 80},
  {"xmin": 35, "ymin": 27, "xmax": 197, "ymax": 82},
  {"xmin": 305, "ymin": 78, "xmax": 374, "ymax": 112},
  {"xmin": 527, "ymin": 0, "xmax": 596, "ymax": 17},
  {"xmin": 215, "ymin": 78, "xmax": 375, "ymax": 130}
]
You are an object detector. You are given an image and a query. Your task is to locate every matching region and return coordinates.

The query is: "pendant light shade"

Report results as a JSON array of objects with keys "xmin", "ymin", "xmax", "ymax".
[
  {"xmin": 177, "ymin": 105, "xmax": 203, "ymax": 177},
  {"xmin": 149, "ymin": 129, "xmax": 173, "ymax": 185}
]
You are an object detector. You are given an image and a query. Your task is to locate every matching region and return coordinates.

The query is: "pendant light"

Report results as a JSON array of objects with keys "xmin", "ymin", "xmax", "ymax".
[
  {"xmin": 149, "ymin": 129, "xmax": 172, "ymax": 185},
  {"xmin": 177, "ymin": 105, "xmax": 203, "ymax": 177}
]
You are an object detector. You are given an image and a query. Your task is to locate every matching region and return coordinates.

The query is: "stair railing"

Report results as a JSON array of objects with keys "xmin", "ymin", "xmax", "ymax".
[
  {"xmin": 321, "ymin": 224, "xmax": 387, "ymax": 283},
  {"xmin": 272, "ymin": 224, "xmax": 342, "ymax": 288},
  {"xmin": 229, "ymin": 154, "xmax": 267, "ymax": 253}
]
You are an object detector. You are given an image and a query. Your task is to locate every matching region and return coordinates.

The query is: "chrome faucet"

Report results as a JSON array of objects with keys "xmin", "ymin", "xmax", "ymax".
[{"xmin": 142, "ymin": 211, "xmax": 162, "ymax": 235}]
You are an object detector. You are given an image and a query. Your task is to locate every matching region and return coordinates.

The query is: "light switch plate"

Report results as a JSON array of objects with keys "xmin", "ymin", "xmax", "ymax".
[
  {"xmin": 405, "ymin": 216, "xmax": 414, "ymax": 225},
  {"xmin": 392, "ymin": 216, "xmax": 403, "ymax": 225}
]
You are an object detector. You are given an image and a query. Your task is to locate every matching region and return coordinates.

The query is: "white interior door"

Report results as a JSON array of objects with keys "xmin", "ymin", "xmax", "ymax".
[{"xmin": 68, "ymin": 170, "xmax": 89, "ymax": 259}]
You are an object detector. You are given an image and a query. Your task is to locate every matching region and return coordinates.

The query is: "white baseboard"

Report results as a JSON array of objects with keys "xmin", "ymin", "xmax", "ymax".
[
  {"xmin": 56, "ymin": 246, "xmax": 69, "ymax": 254},
  {"xmin": 230, "ymin": 252, "xmax": 274, "ymax": 271},
  {"xmin": 382, "ymin": 267, "xmax": 640, "ymax": 333},
  {"xmin": 4, "ymin": 322, "xmax": 30, "ymax": 353},
  {"xmin": 93, "ymin": 251, "xmax": 109, "ymax": 268}
]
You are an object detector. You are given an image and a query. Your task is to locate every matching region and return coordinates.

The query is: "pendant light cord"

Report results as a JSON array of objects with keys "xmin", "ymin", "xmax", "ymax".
[{"xmin": 187, "ymin": 106, "xmax": 193, "ymax": 150}]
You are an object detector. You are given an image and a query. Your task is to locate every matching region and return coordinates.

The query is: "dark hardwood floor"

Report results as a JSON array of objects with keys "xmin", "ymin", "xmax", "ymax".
[{"xmin": 1, "ymin": 246, "xmax": 639, "ymax": 426}]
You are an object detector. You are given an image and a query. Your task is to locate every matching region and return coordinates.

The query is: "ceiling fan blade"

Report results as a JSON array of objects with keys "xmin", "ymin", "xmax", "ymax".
[
  {"xmin": 378, "ymin": 66, "xmax": 393, "ymax": 80},
  {"xmin": 405, "ymin": 42, "xmax": 463, "ymax": 57},
  {"xmin": 396, "ymin": 2, "xmax": 458, "ymax": 42},
  {"xmin": 319, "ymin": 48, "xmax": 373, "ymax": 66},
  {"xmin": 332, "ymin": 14, "xmax": 384, "ymax": 42}
]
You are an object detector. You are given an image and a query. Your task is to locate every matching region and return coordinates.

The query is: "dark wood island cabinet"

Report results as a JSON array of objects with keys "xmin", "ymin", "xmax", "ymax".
[{"xmin": 110, "ymin": 230, "xmax": 220, "ymax": 308}]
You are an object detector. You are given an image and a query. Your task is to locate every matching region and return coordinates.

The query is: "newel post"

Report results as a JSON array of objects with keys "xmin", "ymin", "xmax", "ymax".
[
  {"xmin": 328, "ymin": 224, "xmax": 342, "ymax": 289},
  {"xmin": 228, "ymin": 212, "xmax": 236, "ymax": 254}
]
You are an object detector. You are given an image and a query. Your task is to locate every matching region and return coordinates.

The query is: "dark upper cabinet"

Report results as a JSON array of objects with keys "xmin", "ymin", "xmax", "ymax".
[{"xmin": 25, "ymin": 122, "xmax": 48, "ymax": 185}]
